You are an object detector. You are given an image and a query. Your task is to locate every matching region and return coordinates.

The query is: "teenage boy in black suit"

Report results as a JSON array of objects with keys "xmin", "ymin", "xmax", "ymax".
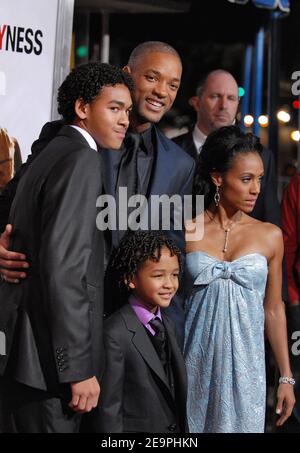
[{"xmin": 0, "ymin": 63, "xmax": 133, "ymax": 433}]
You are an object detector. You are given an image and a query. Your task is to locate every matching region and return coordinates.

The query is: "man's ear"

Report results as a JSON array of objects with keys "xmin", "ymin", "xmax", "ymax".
[
  {"xmin": 122, "ymin": 65, "xmax": 131, "ymax": 75},
  {"xmin": 74, "ymin": 98, "xmax": 88, "ymax": 120},
  {"xmin": 210, "ymin": 172, "xmax": 223, "ymax": 187},
  {"xmin": 189, "ymin": 96, "xmax": 200, "ymax": 113}
]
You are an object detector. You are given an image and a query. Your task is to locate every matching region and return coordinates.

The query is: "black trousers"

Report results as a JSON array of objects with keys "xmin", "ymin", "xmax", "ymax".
[{"xmin": 0, "ymin": 377, "xmax": 81, "ymax": 433}]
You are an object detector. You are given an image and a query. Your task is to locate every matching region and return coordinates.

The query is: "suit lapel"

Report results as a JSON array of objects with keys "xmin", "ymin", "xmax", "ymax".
[
  {"xmin": 57, "ymin": 125, "xmax": 94, "ymax": 148},
  {"xmin": 183, "ymin": 131, "xmax": 198, "ymax": 161},
  {"xmin": 164, "ymin": 316, "xmax": 187, "ymax": 406},
  {"xmin": 120, "ymin": 304, "xmax": 172, "ymax": 393},
  {"xmin": 148, "ymin": 127, "xmax": 174, "ymax": 196},
  {"xmin": 99, "ymin": 150, "xmax": 116, "ymax": 197}
]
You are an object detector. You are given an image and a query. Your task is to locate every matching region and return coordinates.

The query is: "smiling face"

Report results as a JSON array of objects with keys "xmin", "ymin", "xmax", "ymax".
[
  {"xmin": 195, "ymin": 72, "xmax": 239, "ymax": 136},
  {"xmin": 124, "ymin": 51, "xmax": 182, "ymax": 132},
  {"xmin": 213, "ymin": 152, "xmax": 264, "ymax": 213},
  {"xmin": 75, "ymin": 83, "xmax": 132, "ymax": 149},
  {"xmin": 128, "ymin": 247, "xmax": 180, "ymax": 312}
]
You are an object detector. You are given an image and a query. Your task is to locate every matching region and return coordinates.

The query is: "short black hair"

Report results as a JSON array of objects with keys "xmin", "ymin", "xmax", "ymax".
[
  {"xmin": 57, "ymin": 62, "xmax": 134, "ymax": 123},
  {"xmin": 128, "ymin": 41, "xmax": 181, "ymax": 69},
  {"xmin": 193, "ymin": 125, "xmax": 263, "ymax": 210},
  {"xmin": 106, "ymin": 231, "xmax": 181, "ymax": 307}
]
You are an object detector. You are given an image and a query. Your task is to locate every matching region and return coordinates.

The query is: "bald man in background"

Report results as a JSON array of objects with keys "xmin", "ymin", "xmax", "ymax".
[{"xmin": 174, "ymin": 69, "xmax": 280, "ymax": 225}]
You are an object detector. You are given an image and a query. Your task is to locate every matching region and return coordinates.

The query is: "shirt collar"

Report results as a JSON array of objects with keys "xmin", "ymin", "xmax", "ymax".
[
  {"xmin": 70, "ymin": 125, "xmax": 98, "ymax": 151},
  {"xmin": 129, "ymin": 294, "xmax": 162, "ymax": 327},
  {"xmin": 192, "ymin": 124, "xmax": 207, "ymax": 154},
  {"xmin": 127, "ymin": 125, "xmax": 153, "ymax": 155}
]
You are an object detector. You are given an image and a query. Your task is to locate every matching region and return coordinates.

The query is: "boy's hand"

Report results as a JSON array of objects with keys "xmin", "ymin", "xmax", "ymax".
[
  {"xmin": 69, "ymin": 376, "xmax": 100, "ymax": 413},
  {"xmin": 0, "ymin": 224, "xmax": 29, "ymax": 283}
]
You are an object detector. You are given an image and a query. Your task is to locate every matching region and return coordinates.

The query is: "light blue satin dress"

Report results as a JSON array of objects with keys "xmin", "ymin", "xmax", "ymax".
[{"xmin": 184, "ymin": 252, "xmax": 268, "ymax": 433}]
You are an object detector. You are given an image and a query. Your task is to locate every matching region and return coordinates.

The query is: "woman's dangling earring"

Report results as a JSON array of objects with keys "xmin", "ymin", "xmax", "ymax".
[{"xmin": 214, "ymin": 185, "xmax": 220, "ymax": 207}]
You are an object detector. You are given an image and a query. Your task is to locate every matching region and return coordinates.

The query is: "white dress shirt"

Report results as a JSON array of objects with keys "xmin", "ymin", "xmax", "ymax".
[
  {"xmin": 70, "ymin": 125, "xmax": 98, "ymax": 151},
  {"xmin": 192, "ymin": 125, "xmax": 207, "ymax": 155}
]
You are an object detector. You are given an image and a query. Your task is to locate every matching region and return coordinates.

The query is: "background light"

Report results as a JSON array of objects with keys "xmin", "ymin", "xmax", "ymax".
[
  {"xmin": 258, "ymin": 115, "xmax": 269, "ymax": 127},
  {"xmin": 292, "ymin": 100, "xmax": 300, "ymax": 109},
  {"xmin": 76, "ymin": 45, "xmax": 88, "ymax": 58},
  {"xmin": 277, "ymin": 110, "xmax": 291, "ymax": 123},
  {"xmin": 238, "ymin": 87, "xmax": 245, "ymax": 97},
  {"xmin": 243, "ymin": 114, "xmax": 254, "ymax": 126},
  {"xmin": 291, "ymin": 130, "xmax": 300, "ymax": 142}
]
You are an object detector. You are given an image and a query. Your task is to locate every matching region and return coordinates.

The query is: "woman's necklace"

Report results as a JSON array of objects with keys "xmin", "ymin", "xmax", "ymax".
[{"xmin": 205, "ymin": 210, "xmax": 243, "ymax": 253}]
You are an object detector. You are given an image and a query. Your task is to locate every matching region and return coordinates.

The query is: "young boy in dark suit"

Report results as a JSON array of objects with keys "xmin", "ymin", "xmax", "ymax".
[{"xmin": 97, "ymin": 231, "xmax": 187, "ymax": 433}]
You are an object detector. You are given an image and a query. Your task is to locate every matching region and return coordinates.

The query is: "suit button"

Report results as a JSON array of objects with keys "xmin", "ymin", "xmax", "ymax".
[
  {"xmin": 168, "ymin": 424, "xmax": 177, "ymax": 432},
  {"xmin": 56, "ymin": 347, "xmax": 63, "ymax": 354}
]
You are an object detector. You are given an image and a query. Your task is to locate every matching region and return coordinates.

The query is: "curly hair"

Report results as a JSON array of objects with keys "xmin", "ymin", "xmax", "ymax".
[
  {"xmin": 193, "ymin": 125, "xmax": 263, "ymax": 210},
  {"xmin": 57, "ymin": 62, "xmax": 134, "ymax": 123},
  {"xmin": 106, "ymin": 231, "xmax": 182, "ymax": 307}
]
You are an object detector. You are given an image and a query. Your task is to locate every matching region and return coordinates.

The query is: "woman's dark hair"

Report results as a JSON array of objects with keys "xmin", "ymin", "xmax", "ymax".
[
  {"xmin": 106, "ymin": 231, "xmax": 181, "ymax": 308},
  {"xmin": 193, "ymin": 125, "xmax": 263, "ymax": 210},
  {"xmin": 57, "ymin": 62, "xmax": 134, "ymax": 123}
]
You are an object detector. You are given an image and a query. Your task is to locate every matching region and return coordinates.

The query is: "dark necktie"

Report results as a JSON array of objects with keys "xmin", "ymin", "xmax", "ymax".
[
  {"xmin": 149, "ymin": 317, "xmax": 167, "ymax": 365},
  {"xmin": 115, "ymin": 132, "xmax": 141, "ymax": 242},
  {"xmin": 116, "ymin": 131, "xmax": 140, "ymax": 199}
]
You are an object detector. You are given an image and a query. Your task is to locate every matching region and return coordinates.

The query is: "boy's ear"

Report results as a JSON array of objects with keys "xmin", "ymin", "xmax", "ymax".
[
  {"xmin": 125, "ymin": 278, "xmax": 135, "ymax": 290},
  {"xmin": 122, "ymin": 65, "xmax": 131, "ymax": 75},
  {"xmin": 74, "ymin": 98, "xmax": 88, "ymax": 120}
]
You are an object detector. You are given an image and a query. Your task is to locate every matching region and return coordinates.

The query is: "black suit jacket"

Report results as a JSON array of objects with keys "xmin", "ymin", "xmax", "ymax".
[
  {"xmin": 101, "ymin": 125, "xmax": 195, "ymax": 253},
  {"xmin": 174, "ymin": 130, "xmax": 281, "ymax": 226},
  {"xmin": 0, "ymin": 126, "xmax": 105, "ymax": 393},
  {"xmin": 96, "ymin": 303, "xmax": 187, "ymax": 433}
]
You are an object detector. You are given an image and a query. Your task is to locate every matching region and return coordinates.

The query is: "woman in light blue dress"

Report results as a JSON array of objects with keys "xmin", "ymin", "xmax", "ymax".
[{"xmin": 184, "ymin": 126, "xmax": 295, "ymax": 433}]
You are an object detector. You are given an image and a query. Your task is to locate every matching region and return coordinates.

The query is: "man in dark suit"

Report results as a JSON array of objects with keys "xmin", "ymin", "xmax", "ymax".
[
  {"xmin": 0, "ymin": 63, "xmax": 133, "ymax": 433},
  {"xmin": 174, "ymin": 69, "xmax": 280, "ymax": 225},
  {"xmin": 0, "ymin": 41, "xmax": 194, "ymax": 270},
  {"xmin": 0, "ymin": 42, "xmax": 195, "ymax": 344}
]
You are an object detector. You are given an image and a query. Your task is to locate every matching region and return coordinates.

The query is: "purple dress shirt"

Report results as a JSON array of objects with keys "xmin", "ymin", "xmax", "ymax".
[{"xmin": 129, "ymin": 295, "xmax": 162, "ymax": 336}]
